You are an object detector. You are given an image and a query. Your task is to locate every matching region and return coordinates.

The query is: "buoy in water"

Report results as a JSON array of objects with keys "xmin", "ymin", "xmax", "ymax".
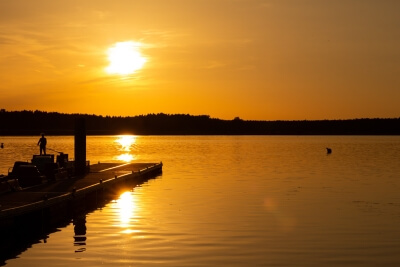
[{"xmin": 326, "ymin": 147, "xmax": 332, "ymax": 154}]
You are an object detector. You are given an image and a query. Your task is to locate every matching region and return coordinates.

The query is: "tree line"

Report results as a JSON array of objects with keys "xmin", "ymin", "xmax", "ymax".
[{"xmin": 0, "ymin": 109, "xmax": 399, "ymax": 135}]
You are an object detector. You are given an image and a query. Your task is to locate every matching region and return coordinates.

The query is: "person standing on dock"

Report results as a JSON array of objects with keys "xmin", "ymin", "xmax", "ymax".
[{"xmin": 37, "ymin": 133, "xmax": 47, "ymax": 155}]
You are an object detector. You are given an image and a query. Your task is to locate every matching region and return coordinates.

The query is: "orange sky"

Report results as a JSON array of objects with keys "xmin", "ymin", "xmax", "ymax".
[{"xmin": 1, "ymin": 0, "xmax": 399, "ymax": 120}]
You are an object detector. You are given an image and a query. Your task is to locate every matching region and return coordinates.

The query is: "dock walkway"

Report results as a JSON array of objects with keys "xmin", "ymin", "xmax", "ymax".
[{"xmin": 0, "ymin": 162, "xmax": 162, "ymax": 223}]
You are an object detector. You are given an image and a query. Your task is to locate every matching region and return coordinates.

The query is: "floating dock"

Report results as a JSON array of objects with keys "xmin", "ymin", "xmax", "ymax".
[{"xmin": 0, "ymin": 162, "xmax": 163, "ymax": 229}]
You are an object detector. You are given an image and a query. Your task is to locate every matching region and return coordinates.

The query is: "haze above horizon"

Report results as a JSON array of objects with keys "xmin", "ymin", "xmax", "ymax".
[{"xmin": 1, "ymin": 1, "xmax": 399, "ymax": 120}]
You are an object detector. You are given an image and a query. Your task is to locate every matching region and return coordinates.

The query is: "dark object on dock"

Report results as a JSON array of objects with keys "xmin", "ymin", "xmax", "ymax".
[
  {"xmin": 0, "ymin": 155, "xmax": 71, "ymax": 192},
  {"xmin": 56, "ymin": 153, "xmax": 68, "ymax": 167},
  {"xmin": 7, "ymin": 162, "xmax": 45, "ymax": 188},
  {"xmin": 326, "ymin": 147, "xmax": 332, "ymax": 154},
  {"xmin": 32, "ymin": 154, "xmax": 60, "ymax": 181}
]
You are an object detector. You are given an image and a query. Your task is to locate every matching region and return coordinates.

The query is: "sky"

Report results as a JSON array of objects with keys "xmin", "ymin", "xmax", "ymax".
[{"xmin": 0, "ymin": 0, "xmax": 399, "ymax": 120}]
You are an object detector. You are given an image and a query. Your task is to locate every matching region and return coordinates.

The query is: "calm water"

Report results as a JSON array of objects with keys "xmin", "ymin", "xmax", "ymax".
[{"xmin": 1, "ymin": 135, "xmax": 400, "ymax": 266}]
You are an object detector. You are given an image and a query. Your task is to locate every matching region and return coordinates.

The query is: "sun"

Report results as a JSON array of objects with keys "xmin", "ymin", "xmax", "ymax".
[{"xmin": 105, "ymin": 41, "xmax": 146, "ymax": 75}]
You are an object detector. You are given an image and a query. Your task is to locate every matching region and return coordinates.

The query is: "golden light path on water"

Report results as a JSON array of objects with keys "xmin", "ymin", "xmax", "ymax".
[
  {"xmin": 114, "ymin": 136, "xmax": 139, "ymax": 234},
  {"xmin": 115, "ymin": 135, "xmax": 136, "ymax": 162},
  {"xmin": 113, "ymin": 191, "xmax": 139, "ymax": 234},
  {"xmin": 117, "ymin": 153, "xmax": 134, "ymax": 162}
]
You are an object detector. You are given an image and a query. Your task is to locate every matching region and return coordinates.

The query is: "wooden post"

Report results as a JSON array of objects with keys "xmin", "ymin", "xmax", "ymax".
[{"xmin": 74, "ymin": 117, "xmax": 86, "ymax": 176}]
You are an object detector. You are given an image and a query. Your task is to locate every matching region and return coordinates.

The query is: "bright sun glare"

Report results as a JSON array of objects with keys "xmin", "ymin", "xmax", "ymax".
[
  {"xmin": 116, "ymin": 135, "xmax": 136, "ymax": 151},
  {"xmin": 116, "ymin": 191, "xmax": 136, "ymax": 227},
  {"xmin": 115, "ymin": 135, "xmax": 136, "ymax": 162},
  {"xmin": 106, "ymin": 41, "xmax": 146, "ymax": 75}
]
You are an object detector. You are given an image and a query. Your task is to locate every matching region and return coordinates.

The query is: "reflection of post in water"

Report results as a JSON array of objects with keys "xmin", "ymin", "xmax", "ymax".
[{"xmin": 73, "ymin": 214, "xmax": 87, "ymax": 252}]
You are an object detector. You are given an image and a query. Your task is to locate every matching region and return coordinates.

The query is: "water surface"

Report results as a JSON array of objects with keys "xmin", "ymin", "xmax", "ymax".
[{"xmin": 1, "ymin": 136, "xmax": 400, "ymax": 266}]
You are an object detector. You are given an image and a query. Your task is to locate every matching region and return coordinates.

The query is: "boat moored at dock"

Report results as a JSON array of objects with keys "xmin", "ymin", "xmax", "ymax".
[{"xmin": 0, "ymin": 153, "xmax": 86, "ymax": 194}]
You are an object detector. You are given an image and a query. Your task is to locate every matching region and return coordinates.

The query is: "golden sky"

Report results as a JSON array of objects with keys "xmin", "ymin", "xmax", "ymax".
[{"xmin": 1, "ymin": 0, "xmax": 399, "ymax": 120}]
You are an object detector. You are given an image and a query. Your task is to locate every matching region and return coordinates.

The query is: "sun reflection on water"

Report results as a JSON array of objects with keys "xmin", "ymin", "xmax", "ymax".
[
  {"xmin": 117, "ymin": 153, "xmax": 134, "ymax": 162},
  {"xmin": 116, "ymin": 191, "xmax": 137, "ymax": 228},
  {"xmin": 115, "ymin": 135, "xmax": 137, "ymax": 162}
]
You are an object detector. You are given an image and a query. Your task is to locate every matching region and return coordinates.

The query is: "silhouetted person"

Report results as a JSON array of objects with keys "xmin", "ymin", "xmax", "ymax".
[{"xmin": 37, "ymin": 133, "xmax": 47, "ymax": 155}]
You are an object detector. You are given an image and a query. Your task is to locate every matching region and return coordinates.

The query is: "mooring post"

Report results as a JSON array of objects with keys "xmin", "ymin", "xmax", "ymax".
[{"xmin": 75, "ymin": 117, "xmax": 86, "ymax": 176}]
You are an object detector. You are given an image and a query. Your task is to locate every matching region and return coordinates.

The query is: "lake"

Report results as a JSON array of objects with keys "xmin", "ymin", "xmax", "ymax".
[{"xmin": 1, "ymin": 135, "xmax": 400, "ymax": 266}]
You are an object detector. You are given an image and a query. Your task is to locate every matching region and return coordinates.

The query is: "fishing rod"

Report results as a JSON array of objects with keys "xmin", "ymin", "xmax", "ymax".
[{"xmin": 47, "ymin": 147, "xmax": 64, "ymax": 154}]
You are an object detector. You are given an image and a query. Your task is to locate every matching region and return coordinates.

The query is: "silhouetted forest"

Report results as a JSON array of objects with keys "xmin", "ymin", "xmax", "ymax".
[{"xmin": 0, "ymin": 109, "xmax": 399, "ymax": 135}]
